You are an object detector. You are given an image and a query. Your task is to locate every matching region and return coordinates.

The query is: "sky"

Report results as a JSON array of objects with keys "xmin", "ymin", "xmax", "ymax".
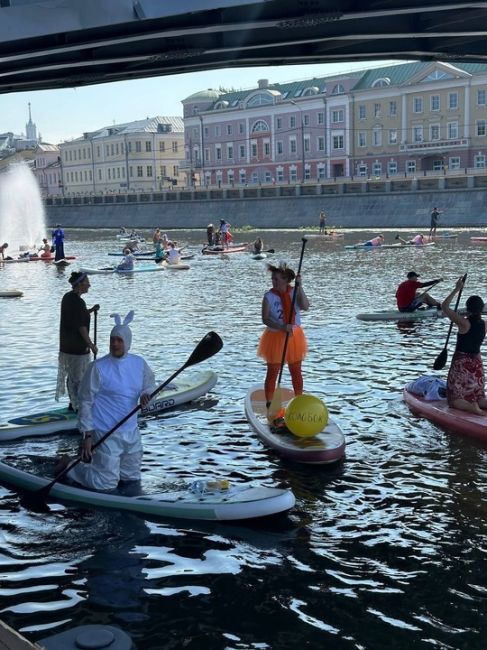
[{"xmin": 0, "ymin": 60, "xmax": 400, "ymax": 145}]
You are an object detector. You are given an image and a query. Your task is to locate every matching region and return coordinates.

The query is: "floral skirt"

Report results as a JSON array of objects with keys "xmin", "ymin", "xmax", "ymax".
[
  {"xmin": 257, "ymin": 326, "xmax": 308, "ymax": 365},
  {"xmin": 447, "ymin": 351, "xmax": 485, "ymax": 405}
]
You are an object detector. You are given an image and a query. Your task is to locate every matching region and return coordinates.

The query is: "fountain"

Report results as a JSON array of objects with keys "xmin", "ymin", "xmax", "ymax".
[{"xmin": 0, "ymin": 161, "xmax": 48, "ymax": 253}]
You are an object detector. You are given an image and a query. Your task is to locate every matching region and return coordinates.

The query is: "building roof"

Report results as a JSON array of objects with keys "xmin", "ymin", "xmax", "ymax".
[{"xmin": 63, "ymin": 116, "xmax": 184, "ymax": 143}]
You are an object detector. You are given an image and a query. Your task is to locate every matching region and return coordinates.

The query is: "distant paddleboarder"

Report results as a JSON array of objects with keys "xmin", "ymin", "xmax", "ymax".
[{"xmin": 51, "ymin": 224, "xmax": 65, "ymax": 261}]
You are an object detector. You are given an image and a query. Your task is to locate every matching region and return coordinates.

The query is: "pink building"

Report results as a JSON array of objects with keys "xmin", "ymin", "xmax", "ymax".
[{"xmin": 33, "ymin": 143, "xmax": 62, "ymax": 196}]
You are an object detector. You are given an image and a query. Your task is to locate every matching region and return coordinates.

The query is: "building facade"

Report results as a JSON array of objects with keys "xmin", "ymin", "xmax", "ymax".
[
  {"xmin": 58, "ymin": 116, "xmax": 184, "ymax": 196},
  {"xmin": 181, "ymin": 61, "xmax": 487, "ymax": 186},
  {"xmin": 33, "ymin": 143, "xmax": 61, "ymax": 196}
]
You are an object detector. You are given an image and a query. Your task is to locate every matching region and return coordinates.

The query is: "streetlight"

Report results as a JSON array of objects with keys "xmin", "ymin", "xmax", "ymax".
[{"xmin": 290, "ymin": 100, "xmax": 305, "ymax": 183}]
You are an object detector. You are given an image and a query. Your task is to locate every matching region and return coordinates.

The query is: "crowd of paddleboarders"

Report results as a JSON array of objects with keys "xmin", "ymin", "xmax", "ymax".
[{"xmin": 0, "ymin": 224, "xmax": 68, "ymax": 264}]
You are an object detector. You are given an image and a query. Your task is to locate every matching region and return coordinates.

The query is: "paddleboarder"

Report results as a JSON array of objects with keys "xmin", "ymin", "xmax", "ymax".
[
  {"xmin": 319, "ymin": 211, "xmax": 327, "ymax": 234},
  {"xmin": 0, "ymin": 242, "xmax": 12, "ymax": 260},
  {"xmin": 56, "ymin": 311, "xmax": 157, "ymax": 490},
  {"xmin": 55, "ymin": 272, "xmax": 99, "ymax": 412},
  {"xmin": 441, "ymin": 277, "xmax": 487, "ymax": 414},
  {"xmin": 258, "ymin": 261, "xmax": 310, "ymax": 407},
  {"xmin": 51, "ymin": 224, "xmax": 65, "ymax": 261},
  {"xmin": 396, "ymin": 271, "xmax": 442, "ymax": 312},
  {"xmin": 362, "ymin": 234, "xmax": 384, "ymax": 247},
  {"xmin": 253, "ymin": 237, "xmax": 264, "ymax": 254},
  {"xmin": 117, "ymin": 248, "xmax": 135, "ymax": 271},
  {"xmin": 429, "ymin": 207, "xmax": 442, "ymax": 237}
]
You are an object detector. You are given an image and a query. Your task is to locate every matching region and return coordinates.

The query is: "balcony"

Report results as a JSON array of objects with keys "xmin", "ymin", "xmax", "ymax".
[{"xmin": 400, "ymin": 138, "xmax": 469, "ymax": 152}]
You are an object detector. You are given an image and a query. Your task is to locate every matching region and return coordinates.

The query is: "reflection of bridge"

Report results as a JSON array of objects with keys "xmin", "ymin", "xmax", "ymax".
[{"xmin": 2, "ymin": 1, "xmax": 487, "ymax": 94}]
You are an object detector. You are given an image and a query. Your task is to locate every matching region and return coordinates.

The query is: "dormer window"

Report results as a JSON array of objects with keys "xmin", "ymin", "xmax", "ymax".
[
  {"xmin": 331, "ymin": 83, "xmax": 345, "ymax": 95},
  {"xmin": 372, "ymin": 77, "xmax": 391, "ymax": 88},
  {"xmin": 302, "ymin": 86, "xmax": 319, "ymax": 96},
  {"xmin": 247, "ymin": 93, "xmax": 274, "ymax": 108}
]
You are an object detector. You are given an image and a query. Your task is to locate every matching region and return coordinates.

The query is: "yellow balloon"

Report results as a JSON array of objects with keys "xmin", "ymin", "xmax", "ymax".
[{"xmin": 284, "ymin": 394, "xmax": 329, "ymax": 437}]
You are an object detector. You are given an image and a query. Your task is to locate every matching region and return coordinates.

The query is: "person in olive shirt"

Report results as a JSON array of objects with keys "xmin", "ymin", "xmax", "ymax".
[{"xmin": 55, "ymin": 271, "xmax": 99, "ymax": 412}]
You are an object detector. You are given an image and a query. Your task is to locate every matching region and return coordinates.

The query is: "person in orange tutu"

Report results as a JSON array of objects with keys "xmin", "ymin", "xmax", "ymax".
[{"xmin": 258, "ymin": 261, "xmax": 310, "ymax": 407}]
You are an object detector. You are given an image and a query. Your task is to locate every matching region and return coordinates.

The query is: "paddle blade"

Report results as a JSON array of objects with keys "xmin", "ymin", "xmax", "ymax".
[
  {"xmin": 433, "ymin": 348, "xmax": 448, "ymax": 371},
  {"xmin": 266, "ymin": 249, "xmax": 275, "ymax": 254},
  {"xmin": 268, "ymin": 387, "xmax": 284, "ymax": 420},
  {"xmin": 185, "ymin": 331, "xmax": 223, "ymax": 368}
]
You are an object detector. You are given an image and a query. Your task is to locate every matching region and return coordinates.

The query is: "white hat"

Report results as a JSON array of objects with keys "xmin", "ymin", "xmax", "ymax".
[{"xmin": 110, "ymin": 310, "xmax": 134, "ymax": 353}]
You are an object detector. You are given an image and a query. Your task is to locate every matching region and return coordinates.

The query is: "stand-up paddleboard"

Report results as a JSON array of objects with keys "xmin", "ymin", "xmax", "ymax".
[
  {"xmin": 306, "ymin": 233, "xmax": 344, "ymax": 240},
  {"xmin": 29, "ymin": 255, "xmax": 76, "ymax": 262},
  {"xmin": 162, "ymin": 261, "xmax": 190, "ymax": 270},
  {"xmin": 54, "ymin": 259, "xmax": 70, "ymax": 267},
  {"xmin": 244, "ymin": 386, "xmax": 346, "ymax": 464},
  {"xmin": 0, "ymin": 371, "xmax": 218, "ymax": 441},
  {"xmin": 0, "ymin": 290, "xmax": 23, "ymax": 298},
  {"xmin": 357, "ymin": 306, "xmax": 482, "ymax": 322},
  {"xmin": 0, "ymin": 459, "xmax": 295, "ymax": 521},
  {"xmin": 345, "ymin": 242, "xmax": 435, "ymax": 250},
  {"xmin": 424, "ymin": 233, "xmax": 457, "ymax": 241},
  {"xmin": 403, "ymin": 386, "xmax": 487, "ymax": 442},
  {"xmin": 470, "ymin": 236, "xmax": 487, "ymax": 243},
  {"xmin": 0, "ymin": 257, "xmax": 30, "ymax": 263},
  {"xmin": 79, "ymin": 264, "xmax": 165, "ymax": 274},
  {"xmin": 202, "ymin": 244, "xmax": 248, "ymax": 255},
  {"xmin": 251, "ymin": 253, "xmax": 267, "ymax": 260}
]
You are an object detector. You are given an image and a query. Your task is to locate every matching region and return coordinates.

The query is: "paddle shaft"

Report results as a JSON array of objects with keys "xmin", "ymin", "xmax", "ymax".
[
  {"xmin": 93, "ymin": 309, "xmax": 97, "ymax": 359},
  {"xmin": 416, "ymin": 278, "xmax": 442, "ymax": 303},
  {"xmin": 441, "ymin": 274, "xmax": 468, "ymax": 349},
  {"xmin": 276, "ymin": 238, "xmax": 307, "ymax": 386}
]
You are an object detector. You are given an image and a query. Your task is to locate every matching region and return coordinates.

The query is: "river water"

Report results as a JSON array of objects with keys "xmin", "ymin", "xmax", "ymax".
[{"xmin": 0, "ymin": 228, "xmax": 485, "ymax": 650}]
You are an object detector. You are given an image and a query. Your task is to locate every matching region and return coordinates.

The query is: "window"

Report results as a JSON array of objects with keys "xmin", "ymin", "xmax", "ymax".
[
  {"xmin": 331, "ymin": 83, "xmax": 345, "ymax": 95},
  {"xmin": 448, "ymin": 92, "xmax": 458, "ymax": 110},
  {"xmin": 277, "ymin": 168, "xmax": 284, "ymax": 182},
  {"xmin": 226, "ymin": 125, "xmax": 232, "ymax": 135},
  {"xmin": 372, "ymin": 162, "xmax": 382, "ymax": 176},
  {"xmin": 97, "ymin": 146, "xmax": 101, "ymax": 157},
  {"xmin": 413, "ymin": 126, "xmax": 423, "ymax": 142},
  {"xmin": 239, "ymin": 145, "xmax": 245, "ymax": 158},
  {"xmin": 449, "ymin": 156, "xmax": 461, "ymax": 169},
  {"xmin": 251, "ymin": 142, "xmax": 257, "ymax": 157},
  {"xmin": 145, "ymin": 141, "xmax": 152, "ymax": 152},
  {"xmin": 227, "ymin": 145, "xmax": 234, "ymax": 159},
  {"xmin": 239, "ymin": 123, "xmax": 244, "ymax": 134},
  {"xmin": 204, "ymin": 149, "xmax": 210, "ymax": 162},
  {"xmin": 317, "ymin": 112, "xmax": 324, "ymax": 125},
  {"xmin": 478, "ymin": 89, "xmax": 486, "ymax": 106},
  {"xmin": 290, "ymin": 138, "xmax": 297, "ymax": 153},
  {"xmin": 358, "ymin": 132, "xmax": 367, "ymax": 147},
  {"xmin": 246, "ymin": 92, "xmax": 274, "ymax": 107},
  {"xmin": 172, "ymin": 142, "xmax": 178, "ymax": 152},
  {"xmin": 110, "ymin": 144, "xmax": 114, "ymax": 156},
  {"xmin": 433, "ymin": 160, "xmax": 443, "ymax": 171},
  {"xmin": 431, "ymin": 95, "xmax": 440, "ymax": 111},
  {"xmin": 128, "ymin": 142, "xmax": 132, "ymax": 153},
  {"xmin": 318, "ymin": 136, "xmax": 325, "ymax": 151},
  {"xmin": 407, "ymin": 160, "xmax": 416, "ymax": 173},
  {"xmin": 227, "ymin": 170, "xmax": 234, "ymax": 184},
  {"xmin": 135, "ymin": 141, "xmax": 141, "ymax": 152},
  {"xmin": 239, "ymin": 170, "xmax": 246, "ymax": 184},
  {"xmin": 252, "ymin": 120, "xmax": 269, "ymax": 133},
  {"xmin": 137, "ymin": 166, "xmax": 143, "ymax": 177},
  {"xmin": 276, "ymin": 117, "xmax": 282, "ymax": 129},
  {"xmin": 290, "ymin": 167, "xmax": 297, "ymax": 182},
  {"xmin": 304, "ymin": 166, "xmax": 311, "ymax": 181},
  {"xmin": 359, "ymin": 105, "xmax": 366, "ymax": 120},
  {"xmin": 373, "ymin": 126, "xmax": 382, "ymax": 147},
  {"xmin": 276, "ymin": 141, "xmax": 283, "ymax": 154},
  {"xmin": 173, "ymin": 165, "xmax": 179, "ymax": 176},
  {"xmin": 317, "ymin": 165, "xmax": 326, "ymax": 180},
  {"xmin": 98, "ymin": 169, "xmax": 102, "ymax": 180},
  {"xmin": 448, "ymin": 122, "xmax": 458, "ymax": 139},
  {"xmin": 264, "ymin": 141, "xmax": 270, "ymax": 156},
  {"xmin": 477, "ymin": 120, "xmax": 486, "ymax": 136},
  {"xmin": 389, "ymin": 129, "xmax": 397, "ymax": 145},
  {"xmin": 264, "ymin": 171, "xmax": 272, "ymax": 183},
  {"xmin": 304, "ymin": 136, "xmax": 310, "ymax": 153},
  {"xmin": 107, "ymin": 169, "xmax": 110, "ymax": 180},
  {"xmin": 413, "ymin": 97, "xmax": 423, "ymax": 113},
  {"xmin": 357, "ymin": 164, "xmax": 367, "ymax": 177},
  {"xmin": 160, "ymin": 165, "xmax": 166, "ymax": 177},
  {"xmin": 290, "ymin": 116, "xmax": 296, "ymax": 129},
  {"xmin": 303, "ymin": 114, "xmax": 310, "ymax": 126},
  {"xmin": 215, "ymin": 126, "xmax": 221, "ymax": 136},
  {"xmin": 204, "ymin": 127, "xmax": 209, "ymax": 137},
  {"xmin": 372, "ymin": 77, "xmax": 390, "ymax": 88},
  {"xmin": 333, "ymin": 134, "xmax": 344, "ymax": 149},
  {"xmin": 475, "ymin": 154, "xmax": 486, "ymax": 168},
  {"xmin": 331, "ymin": 109, "xmax": 344, "ymax": 123},
  {"xmin": 216, "ymin": 146, "xmax": 222, "ymax": 160},
  {"xmin": 129, "ymin": 167, "xmax": 133, "ymax": 177},
  {"xmin": 389, "ymin": 101, "xmax": 397, "ymax": 117},
  {"xmin": 388, "ymin": 161, "xmax": 398, "ymax": 175},
  {"xmin": 430, "ymin": 124, "xmax": 440, "ymax": 140},
  {"xmin": 105, "ymin": 146, "xmax": 109, "ymax": 157},
  {"xmin": 374, "ymin": 103, "xmax": 381, "ymax": 117}
]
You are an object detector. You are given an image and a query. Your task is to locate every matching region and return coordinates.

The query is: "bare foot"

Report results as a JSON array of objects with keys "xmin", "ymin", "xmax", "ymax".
[{"xmin": 54, "ymin": 454, "xmax": 72, "ymax": 476}]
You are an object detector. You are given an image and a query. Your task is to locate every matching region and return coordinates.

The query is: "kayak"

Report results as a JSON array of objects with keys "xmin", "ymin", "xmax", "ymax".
[
  {"xmin": 244, "ymin": 386, "xmax": 346, "ymax": 464},
  {"xmin": 0, "ymin": 290, "xmax": 23, "ymax": 298},
  {"xmin": 202, "ymin": 244, "xmax": 248, "ymax": 255},
  {"xmin": 79, "ymin": 264, "xmax": 165, "ymax": 274},
  {"xmin": 0, "ymin": 459, "xmax": 295, "ymax": 521},
  {"xmin": 403, "ymin": 386, "xmax": 487, "ymax": 442},
  {"xmin": 357, "ymin": 306, "xmax": 484, "ymax": 322},
  {"xmin": 0, "ymin": 370, "xmax": 218, "ymax": 441},
  {"xmin": 345, "ymin": 242, "xmax": 435, "ymax": 250}
]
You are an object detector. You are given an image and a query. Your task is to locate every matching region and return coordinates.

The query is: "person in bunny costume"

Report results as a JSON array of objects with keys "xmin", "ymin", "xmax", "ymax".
[{"xmin": 65, "ymin": 311, "xmax": 157, "ymax": 491}]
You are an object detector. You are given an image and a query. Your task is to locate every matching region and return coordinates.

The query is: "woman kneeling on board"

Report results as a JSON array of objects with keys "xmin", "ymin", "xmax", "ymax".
[
  {"xmin": 57, "ymin": 312, "xmax": 157, "ymax": 491},
  {"xmin": 442, "ymin": 276, "xmax": 487, "ymax": 414},
  {"xmin": 257, "ymin": 261, "xmax": 310, "ymax": 407}
]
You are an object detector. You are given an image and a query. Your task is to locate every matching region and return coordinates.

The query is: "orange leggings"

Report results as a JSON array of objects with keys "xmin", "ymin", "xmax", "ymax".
[{"xmin": 264, "ymin": 362, "xmax": 303, "ymax": 403}]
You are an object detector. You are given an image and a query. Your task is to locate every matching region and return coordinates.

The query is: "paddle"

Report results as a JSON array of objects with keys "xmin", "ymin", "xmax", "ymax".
[
  {"xmin": 31, "ymin": 331, "xmax": 223, "ymax": 507},
  {"xmin": 268, "ymin": 238, "xmax": 307, "ymax": 420},
  {"xmin": 93, "ymin": 309, "xmax": 98, "ymax": 360},
  {"xmin": 433, "ymin": 274, "xmax": 467, "ymax": 370},
  {"xmin": 394, "ymin": 235, "xmax": 410, "ymax": 245}
]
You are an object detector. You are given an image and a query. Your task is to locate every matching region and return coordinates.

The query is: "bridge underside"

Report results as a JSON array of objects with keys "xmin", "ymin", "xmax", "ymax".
[{"xmin": 2, "ymin": 0, "xmax": 487, "ymax": 94}]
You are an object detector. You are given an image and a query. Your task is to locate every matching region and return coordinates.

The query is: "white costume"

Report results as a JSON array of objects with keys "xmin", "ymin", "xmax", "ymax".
[
  {"xmin": 167, "ymin": 247, "xmax": 180, "ymax": 264},
  {"xmin": 68, "ymin": 311, "xmax": 156, "ymax": 491}
]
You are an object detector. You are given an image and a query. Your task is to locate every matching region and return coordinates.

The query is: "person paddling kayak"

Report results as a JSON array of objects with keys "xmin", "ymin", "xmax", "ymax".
[
  {"xmin": 442, "ymin": 277, "xmax": 487, "ymax": 414},
  {"xmin": 396, "ymin": 271, "xmax": 442, "ymax": 312},
  {"xmin": 257, "ymin": 261, "xmax": 310, "ymax": 407}
]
